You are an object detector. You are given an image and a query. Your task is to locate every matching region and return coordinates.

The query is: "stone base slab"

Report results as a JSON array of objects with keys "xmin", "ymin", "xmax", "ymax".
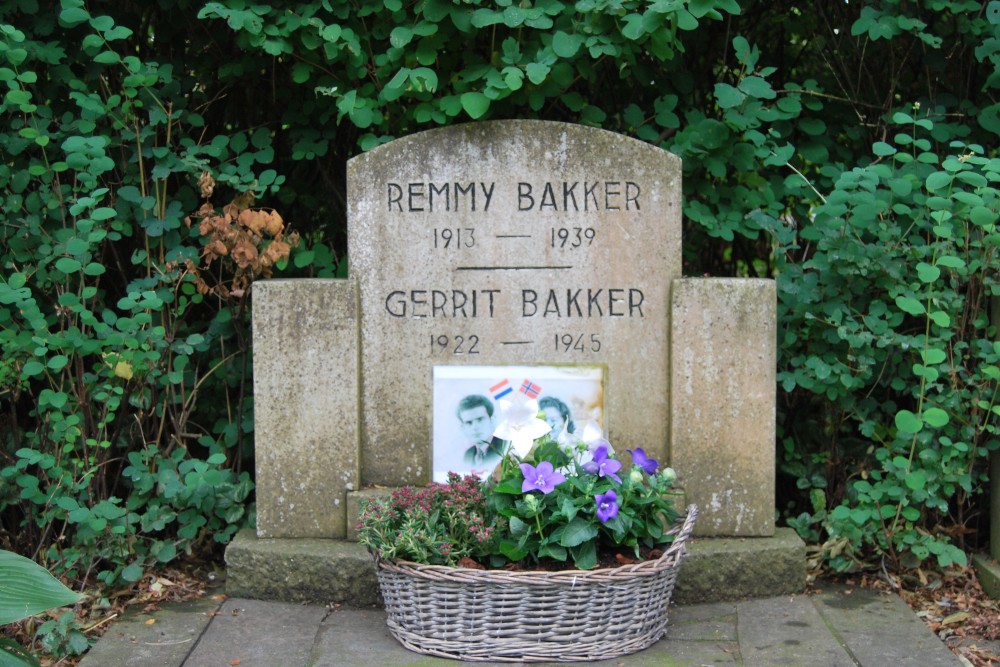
[
  {"xmin": 225, "ymin": 528, "xmax": 805, "ymax": 607},
  {"xmin": 973, "ymin": 552, "xmax": 1000, "ymax": 600}
]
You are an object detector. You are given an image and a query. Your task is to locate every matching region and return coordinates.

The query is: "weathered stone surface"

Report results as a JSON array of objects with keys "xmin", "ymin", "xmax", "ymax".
[
  {"xmin": 348, "ymin": 120, "xmax": 682, "ymax": 486},
  {"xmin": 673, "ymin": 528, "xmax": 805, "ymax": 604},
  {"xmin": 183, "ymin": 598, "xmax": 325, "ymax": 667},
  {"xmin": 312, "ymin": 607, "xmax": 740, "ymax": 667},
  {"xmin": 224, "ymin": 529, "xmax": 380, "ymax": 606},
  {"xmin": 252, "ymin": 279, "xmax": 359, "ymax": 539},
  {"xmin": 973, "ymin": 552, "xmax": 1000, "ymax": 600},
  {"xmin": 77, "ymin": 596, "xmax": 223, "ymax": 667},
  {"xmin": 811, "ymin": 582, "xmax": 964, "ymax": 666},
  {"xmin": 737, "ymin": 596, "xmax": 856, "ymax": 667},
  {"xmin": 670, "ymin": 278, "xmax": 776, "ymax": 536}
]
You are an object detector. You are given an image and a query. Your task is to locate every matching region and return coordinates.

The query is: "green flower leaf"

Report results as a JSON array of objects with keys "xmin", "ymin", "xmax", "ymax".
[
  {"xmin": 0, "ymin": 550, "xmax": 81, "ymax": 624},
  {"xmin": 559, "ymin": 517, "xmax": 598, "ymax": 548}
]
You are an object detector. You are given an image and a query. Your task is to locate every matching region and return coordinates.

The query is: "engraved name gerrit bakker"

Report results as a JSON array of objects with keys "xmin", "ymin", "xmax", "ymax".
[{"xmin": 348, "ymin": 120, "xmax": 682, "ymax": 487}]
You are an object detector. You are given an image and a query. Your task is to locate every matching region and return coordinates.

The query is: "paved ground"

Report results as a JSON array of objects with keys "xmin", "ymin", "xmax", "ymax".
[{"xmin": 79, "ymin": 582, "xmax": 966, "ymax": 666}]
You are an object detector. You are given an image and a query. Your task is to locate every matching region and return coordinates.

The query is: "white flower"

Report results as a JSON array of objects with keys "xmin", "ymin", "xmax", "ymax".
[
  {"xmin": 560, "ymin": 421, "xmax": 614, "ymax": 467},
  {"xmin": 493, "ymin": 396, "xmax": 551, "ymax": 457}
]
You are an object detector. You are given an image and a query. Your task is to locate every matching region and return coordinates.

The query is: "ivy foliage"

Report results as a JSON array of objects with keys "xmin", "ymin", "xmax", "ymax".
[{"xmin": 0, "ymin": 1, "xmax": 998, "ymax": 632}]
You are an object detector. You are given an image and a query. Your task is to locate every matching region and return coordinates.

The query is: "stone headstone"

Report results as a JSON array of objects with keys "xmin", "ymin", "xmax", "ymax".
[
  {"xmin": 237, "ymin": 121, "xmax": 802, "ymax": 606},
  {"xmin": 250, "ymin": 120, "xmax": 782, "ymax": 542},
  {"xmin": 347, "ymin": 120, "xmax": 682, "ymax": 487}
]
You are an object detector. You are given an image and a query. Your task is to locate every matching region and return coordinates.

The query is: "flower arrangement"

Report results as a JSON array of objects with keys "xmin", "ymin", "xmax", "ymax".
[{"xmin": 358, "ymin": 391, "xmax": 680, "ymax": 571}]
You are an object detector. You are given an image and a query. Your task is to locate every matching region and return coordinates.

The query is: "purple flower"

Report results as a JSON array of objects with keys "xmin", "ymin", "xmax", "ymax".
[
  {"xmin": 627, "ymin": 447, "xmax": 659, "ymax": 475},
  {"xmin": 595, "ymin": 490, "xmax": 619, "ymax": 523},
  {"xmin": 520, "ymin": 461, "xmax": 566, "ymax": 495},
  {"xmin": 582, "ymin": 445, "xmax": 622, "ymax": 483}
]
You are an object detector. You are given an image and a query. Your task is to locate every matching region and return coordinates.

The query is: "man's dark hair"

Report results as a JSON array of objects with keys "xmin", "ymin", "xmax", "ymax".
[{"xmin": 456, "ymin": 394, "xmax": 493, "ymax": 419}]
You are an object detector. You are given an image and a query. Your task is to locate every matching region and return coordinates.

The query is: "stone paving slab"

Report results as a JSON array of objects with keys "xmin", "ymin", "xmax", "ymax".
[
  {"xmin": 811, "ymin": 583, "xmax": 962, "ymax": 667},
  {"xmin": 77, "ymin": 595, "xmax": 223, "ymax": 667},
  {"xmin": 78, "ymin": 589, "xmax": 966, "ymax": 667},
  {"xmin": 737, "ymin": 596, "xmax": 858, "ymax": 667},
  {"xmin": 312, "ymin": 608, "xmax": 740, "ymax": 667},
  {"xmin": 183, "ymin": 598, "xmax": 327, "ymax": 667}
]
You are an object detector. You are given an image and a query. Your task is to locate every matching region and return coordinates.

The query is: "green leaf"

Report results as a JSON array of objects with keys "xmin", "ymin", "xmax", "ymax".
[
  {"xmin": 21, "ymin": 361, "xmax": 44, "ymax": 377},
  {"xmin": 93, "ymin": 51, "xmax": 120, "ymax": 65},
  {"xmin": 0, "ymin": 638, "xmax": 40, "ymax": 667},
  {"xmin": 559, "ymin": 517, "xmax": 598, "ymax": 548},
  {"xmin": 915, "ymin": 262, "xmax": 940, "ymax": 283},
  {"xmin": 920, "ymin": 348, "xmax": 947, "ymax": 365},
  {"xmin": 714, "ymin": 83, "xmax": 745, "ymax": 109},
  {"xmin": 0, "ymin": 550, "xmax": 81, "ymax": 624},
  {"xmin": 925, "ymin": 171, "xmax": 952, "ymax": 192},
  {"xmin": 738, "ymin": 76, "xmax": 775, "ymax": 99},
  {"xmin": 55, "ymin": 257, "xmax": 82, "ymax": 273},
  {"xmin": 872, "ymin": 141, "xmax": 896, "ymax": 156},
  {"xmin": 929, "ymin": 310, "xmax": 951, "ymax": 327},
  {"xmin": 894, "ymin": 296, "xmax": 924, "ymax": 316},
  {"xmin": 552, "ymin": 30, "xmax": 581, "ymax": 58},
  {"xmin": 935, "ymin": 256, "xmax": 965, "ymax": 269},
  {"xmin": 895, "ymin": 409, "xmax": 923, "ymax": 434},
  {"xmin": 460, "ymin": 92, "xmax": 490, "ymax": 119},
  {"xmin": 570, "ymin": 540, "xmax": 597, "ymax": 570},
  {"xmin": 904, "ymin": 470, "xmax": 926, "ymax": 491},
  {"xmin": 120, "ymin": 562, "xmax": 143, "ymax": 583},
  {"xmin": 46, "ymin": 355, "xmax": 69, "ymax": 371},
  {"xmin": 525, "ymin": 62, "xmax": 549, "ymax": 84},
  {"xmin": 922, "ymin": 407, "xmax": 949, "ymax": 428},
  {"xmin": 59, "ymin": 7, "xmax": 89, "ymax": 26}
]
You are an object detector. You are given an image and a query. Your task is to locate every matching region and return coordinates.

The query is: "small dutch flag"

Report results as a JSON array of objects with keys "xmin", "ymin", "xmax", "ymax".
[{"xmin": 490, "ymin": 379, "xmax": 513, "ymax": 401}]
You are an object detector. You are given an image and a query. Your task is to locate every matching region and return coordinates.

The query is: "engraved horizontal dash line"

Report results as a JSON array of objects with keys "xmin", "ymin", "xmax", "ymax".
[
  {"xmin": 501, "ymin": 341, "xmax": 533, "ymax": 346},
  {"xmin": 495, "ymin": 234, "xmax": 533, "ymax": 238},
  {"xmin": 455, "ymin": 266, "xmax": 573, "ymax": 271}
]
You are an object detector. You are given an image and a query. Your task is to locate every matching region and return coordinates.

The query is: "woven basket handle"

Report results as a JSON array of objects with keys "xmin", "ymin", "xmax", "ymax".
[{"xmin": 659, "ymin": 504, "xmax": 698, "ymax": 564}]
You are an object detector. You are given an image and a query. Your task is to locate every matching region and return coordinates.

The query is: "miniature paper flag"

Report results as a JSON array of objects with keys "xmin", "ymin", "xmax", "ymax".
[
  {"xmin": 490, "ymin": 379, "xmax": 513, "ymax": 400},
  {"xmin": 520, "ymin": 379, "xmax": 541, "ymax": 399}
]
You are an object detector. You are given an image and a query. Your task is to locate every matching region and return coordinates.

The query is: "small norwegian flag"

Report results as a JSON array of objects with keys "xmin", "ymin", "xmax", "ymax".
[
  {"xmin": 520, "ymin": 379, "xmax": 542, "ymax": 399},
  {"xmin": 490, "ymin": 379, "xmax": 513, "ymax": 401}
]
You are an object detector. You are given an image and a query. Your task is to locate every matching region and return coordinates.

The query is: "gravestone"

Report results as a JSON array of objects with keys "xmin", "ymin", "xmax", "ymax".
[
  {"xmin": 227, "ymin": 120, "xmax": 803, "ymax": 603},
  {"xmin": 348, "ymin": 120, "xmax": 680, "ymax": 488}
]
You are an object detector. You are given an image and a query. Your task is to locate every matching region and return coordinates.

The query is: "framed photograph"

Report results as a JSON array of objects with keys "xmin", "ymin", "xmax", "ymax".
[{"xmin": 432, "ymin": 365, "xmax": 605, "ymax": 482}]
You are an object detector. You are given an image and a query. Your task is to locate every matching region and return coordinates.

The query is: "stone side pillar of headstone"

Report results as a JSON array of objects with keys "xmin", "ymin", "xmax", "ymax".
[
  {"xmin": 669, "ymin": 278, "xmax": 776, "ymax": 537},
  {"xmin": 251, "ymin": 279, "xmax": 360, "ymax": 539}
]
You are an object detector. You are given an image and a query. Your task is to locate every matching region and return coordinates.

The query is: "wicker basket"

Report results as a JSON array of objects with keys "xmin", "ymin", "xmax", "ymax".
[{"xmin": 374, "ymin": 505, "xmax": 698, "ymax": 663}]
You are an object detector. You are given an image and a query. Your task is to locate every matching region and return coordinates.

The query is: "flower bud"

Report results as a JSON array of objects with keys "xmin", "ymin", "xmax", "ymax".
[
  {"xmin": 524, "ymin": 494, "xmax": 540, "ymax": 511},
  {"xmin": 661, "ymin": 467, "xmax": 677, "ymax": 484},
  {"xmin": 629, "ymin": 468, "xmax": 644, "ymax": 484}
]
